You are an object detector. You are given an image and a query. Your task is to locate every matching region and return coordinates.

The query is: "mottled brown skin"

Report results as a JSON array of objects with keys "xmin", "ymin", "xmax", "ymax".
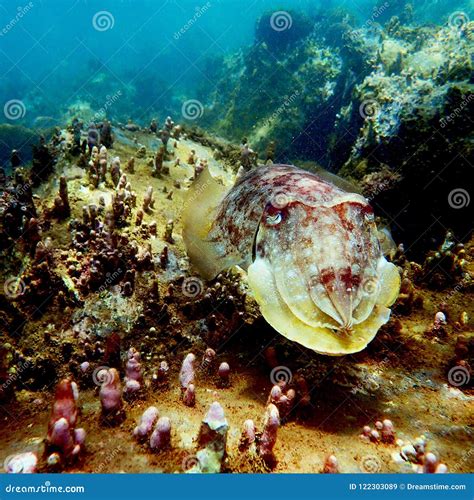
[
  {"xmin": 207, "ymin": 165, "xmax": 383, "ymax": 330},
  {"xmin": 208, "ymin": 165, "xmax": 352, "ymax": 269},
  {"xmin": 184, "ymin": 164, "xmax": 399, "ymax": 354}
]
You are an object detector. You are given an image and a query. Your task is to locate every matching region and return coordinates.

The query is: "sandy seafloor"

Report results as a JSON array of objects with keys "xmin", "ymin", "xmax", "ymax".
[{"xmin": 0, "ymin": 128, "xmax": 472, "ymax": 474}]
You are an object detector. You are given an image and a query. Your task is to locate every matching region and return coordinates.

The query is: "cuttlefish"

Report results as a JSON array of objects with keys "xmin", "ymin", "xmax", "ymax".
[{"xmin": 182, "ymin": 165, "xmax": 400, "ymax": 355}]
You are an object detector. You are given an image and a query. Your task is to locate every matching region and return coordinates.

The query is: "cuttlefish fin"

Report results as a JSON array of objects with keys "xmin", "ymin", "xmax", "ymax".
[
  {"xmin": 377, "ymin": 258, "xmax": 401, "ymax": 307},
  {"xmin": 248, "ymin": 256, "xmax": 393, "ymax": 356},
  {"xmin": 376, "ymin": 227, "xmax": 398, "ymax": 259},
  {"xmin": 313, "ymin": 167, "xmax": 363, "ymax": 195},
  {"xmin": 182, "ymin": 167, "xmax": 230, "ymax": 280}
]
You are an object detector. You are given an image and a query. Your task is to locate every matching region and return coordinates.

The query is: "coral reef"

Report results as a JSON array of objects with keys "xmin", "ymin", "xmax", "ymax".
[
  {"xmin": 197, "ymin": 12, "xmax": 472, "ymax": 256},
  {"xmin": 0, "ymin": 113, "xmax": 472, "ymax": 475},
  {"xmin": 46, "ymin": 379, "xmax": 86, "ymax": 465}
]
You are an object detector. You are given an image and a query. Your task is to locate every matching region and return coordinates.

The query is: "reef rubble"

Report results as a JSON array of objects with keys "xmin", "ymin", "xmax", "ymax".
[{"xmin": 0, "ymin": 115, "xmax": 472, "ymax": 474}]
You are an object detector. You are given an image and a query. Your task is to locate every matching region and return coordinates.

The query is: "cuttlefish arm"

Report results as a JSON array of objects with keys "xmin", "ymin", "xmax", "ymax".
[{"xmin": 248, "ymin": 254, "xmax": 399, "ymax": 355}]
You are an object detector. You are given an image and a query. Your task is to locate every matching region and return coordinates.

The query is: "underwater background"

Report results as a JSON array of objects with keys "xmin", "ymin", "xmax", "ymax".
[{"xmin": 0, "ymin": 0, "xmax": 473, "ymax": 475}]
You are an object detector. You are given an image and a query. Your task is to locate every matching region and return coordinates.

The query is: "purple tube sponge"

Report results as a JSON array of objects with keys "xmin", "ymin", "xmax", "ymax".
[
  {"xmin": 217, "ymin": 362, "xmax": 230, "ymax": 387},
  {"xmin": 183, "ymin": 383, "xmax": 196, "ymax": 407},
  {"xmin": 323, "ymin": 455, "xmax": 340, "ymax": 473},
  {"xmin": 99, "ymin": 368, "xmax": 124, "ymax": 424},
  {"xmin": 179, "ymin": 353, "xmax": 196, "ymax": 390},
  {"xmin": 258, "ymin": 404, "xmax": 280, "ymax": 466},
  {"xmin": 239, "ymin": 419, "xmax": 256, "ymax": 452},
  {"xmin": 149, "ymin": 416, "xmax": 171, "ymax": 452},
  {"xmin": 124, "ymin": 347, "xmax": 143, "ymax": 399},
  {"xmin": 133, "ymin": 406, "xmax": 159, "ymax": 441},
  {"xmin": 46, "ymin": 379, "xmax": 85, "ymax": 463},
  {"xmin": 381, "ymin": 419, "xmax": 395, "ymax": 444}
]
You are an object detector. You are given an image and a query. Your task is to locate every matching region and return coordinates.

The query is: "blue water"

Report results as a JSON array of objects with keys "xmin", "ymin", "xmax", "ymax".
[{"xmin": 0, "ymin": 0, "xmax": 469, "ymax": 128}]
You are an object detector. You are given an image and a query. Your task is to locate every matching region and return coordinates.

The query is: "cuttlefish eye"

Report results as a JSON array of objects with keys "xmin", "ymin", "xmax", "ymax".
[
  {"xmin": 263, "ymin": 203, "xmax": 284, "ymax": 226},
  {"xmin": 266, "ymin": 212, "xmax": 282, "ymax": 226}
]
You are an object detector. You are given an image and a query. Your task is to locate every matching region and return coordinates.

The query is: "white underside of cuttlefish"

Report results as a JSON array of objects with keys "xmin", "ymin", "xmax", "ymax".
[{"xmin": 182, "ymin": 165, "xmax": 401, "ymax": 355}]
